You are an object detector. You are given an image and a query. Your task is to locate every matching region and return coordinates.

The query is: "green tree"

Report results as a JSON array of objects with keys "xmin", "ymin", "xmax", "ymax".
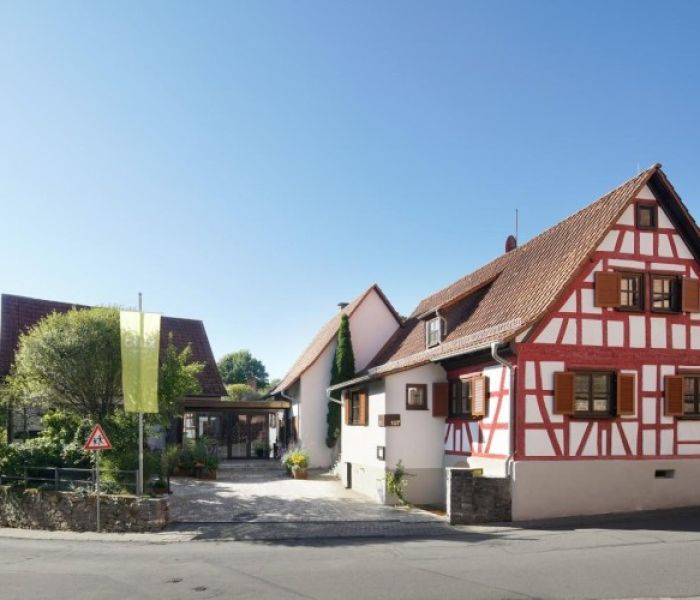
[
  {"xmin": 3, "ymin": 307, "xmax": 121, "ymax": 420},
  {"xmin": 225, "ymin": 383, "xmax": 262, "ymax": 402},
  {"xmin": 217, "ymin": 350, "xmax": 269, "ymax": 387},
  {"xmin": 327, "ymin": 314, "xmax": 355, "ymax": 447},
  {"xmin": 156, "ymin": 334, "xmax": 204, "ymax": 425},
  {"xmin": 2, "ymin": 308, "xmax": 203, "ymax": 425}
]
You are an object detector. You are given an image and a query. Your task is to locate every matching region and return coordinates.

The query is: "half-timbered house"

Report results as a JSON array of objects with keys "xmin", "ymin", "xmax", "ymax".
[{"xmin": 332, "ymin": 164, "xmax": 700, "ymax": 519}]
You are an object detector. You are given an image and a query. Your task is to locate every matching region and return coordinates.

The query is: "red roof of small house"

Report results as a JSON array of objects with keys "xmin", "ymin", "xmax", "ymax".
[
  {"xmin": 0, "ymin": 294, "xmax": 226, "ymax": 397},
  {"xmin": 349, "ymin": 164, "xmax": 700, "ymax": 381}
]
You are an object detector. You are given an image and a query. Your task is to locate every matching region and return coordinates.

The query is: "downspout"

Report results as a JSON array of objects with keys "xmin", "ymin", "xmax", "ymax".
[{"xmin": 491, "ymin": 341, "xmax": 517, "ymax": 477}]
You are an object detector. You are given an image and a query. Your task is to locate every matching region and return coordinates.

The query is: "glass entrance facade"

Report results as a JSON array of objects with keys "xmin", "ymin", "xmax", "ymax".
[{"xmin": 182, "ymin": 410, "xmax": 278, "ymax": 459}]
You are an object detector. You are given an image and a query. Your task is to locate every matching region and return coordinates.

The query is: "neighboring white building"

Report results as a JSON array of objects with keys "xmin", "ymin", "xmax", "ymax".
[{"xmin": 269, "ymin": 285, "xmax": 402, "ymax": 468}]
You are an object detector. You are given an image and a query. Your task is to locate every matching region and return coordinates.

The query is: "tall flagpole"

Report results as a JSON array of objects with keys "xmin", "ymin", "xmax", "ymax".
[{"xmin": 137, "ymin": 292, "xmax": 144, "ymax": 496}]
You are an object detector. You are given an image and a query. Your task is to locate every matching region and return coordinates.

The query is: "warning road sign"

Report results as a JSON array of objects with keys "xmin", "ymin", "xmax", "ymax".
[{"xmin": 84, "ymin": 424, "xmax": 112, "ymax": 451}]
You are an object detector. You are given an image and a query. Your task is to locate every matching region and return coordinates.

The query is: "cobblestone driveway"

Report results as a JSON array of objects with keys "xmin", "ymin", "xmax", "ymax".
[{"xmin": 166, "ymin": 463, "xmax": 454, "ymax": 541}]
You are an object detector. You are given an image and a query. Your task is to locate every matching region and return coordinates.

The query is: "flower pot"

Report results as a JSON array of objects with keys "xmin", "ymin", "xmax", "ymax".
[{"xmin": 292, "ymin": 468, "xmax": 307, "ymax": 480}]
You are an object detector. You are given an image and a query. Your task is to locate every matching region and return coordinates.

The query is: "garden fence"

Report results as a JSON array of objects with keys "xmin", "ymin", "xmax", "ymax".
[{"xmin": 0, "ymin": 466, "xmax": 138, "ymax": 494}]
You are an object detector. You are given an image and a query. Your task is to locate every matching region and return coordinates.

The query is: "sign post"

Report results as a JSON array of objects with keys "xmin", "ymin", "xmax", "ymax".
[
  {"xmin": 120, "ymin": 296, "xmax": 161, "ymax": 497},
  {"xmin": 84, "ymin": 424, "xmax": 112, "ymax": 533}
]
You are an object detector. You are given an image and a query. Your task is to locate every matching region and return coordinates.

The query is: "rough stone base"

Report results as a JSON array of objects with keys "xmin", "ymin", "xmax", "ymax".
[
  {"xmin": 446, "ymin": 467, "xmax": 511, "ymax": 525},
  {"xmin": 0, "ymin": 486, "xmax": 168, "ymax": 532}
]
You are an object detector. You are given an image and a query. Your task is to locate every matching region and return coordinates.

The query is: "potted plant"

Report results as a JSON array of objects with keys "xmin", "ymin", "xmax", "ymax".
[
  {"xmin": 253, "ymin": 440, "xmax": 267, "ymax": 458},
  {"xmin": 281, "ymin": 447, "xmax": 309, "ymax": 479}
]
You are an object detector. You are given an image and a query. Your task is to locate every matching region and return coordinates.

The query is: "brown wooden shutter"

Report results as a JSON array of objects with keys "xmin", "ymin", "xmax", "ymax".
[
  {"xmin": 665, "ymin": 375, "xmax": 684, "ymax": 417},
  {"xmin": 432, "ymin": 382, "xmax": 449, "ymax": 417},
  {"xmin": 616, "ymin": 373, "xmax": 635, "ymax": 416},
  {"xmin": 553, "ymin": 372, "xmax": 575, "ymax": 415},
  {"xmin": 682, "ymin": 278, "xmax": 700, "ymax": 312},
  {"xmin": 358, "ymin": 391, "xmax": 368, "ymax": 426},
  {"xmin": 594, "ymin": 271, "xmax": 621, "ymax": 308},
  {"xmin": 344, "ymin": 395, "xmax": 351, "ymax": 425},
  {"xmin": 471, "ymin": 375, "xmax": 488, "ymax": 417}
]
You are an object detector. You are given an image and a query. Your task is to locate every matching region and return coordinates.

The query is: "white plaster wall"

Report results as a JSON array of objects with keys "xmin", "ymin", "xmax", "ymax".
[
  {"xmin": 293, "ymin": 288, "xmax": 399, "ymax": 468},
  {"xmin": 348, "ymin": 289, "xmax": 401, "ymax": 371},
  {"xmin": 340, "ymin": 380, "xmax": 388, "ymax": 502},
  {"xmin": 512, "ymin": 459, "xmax": 700, "ymax": 520},
  {"xmin": 298, "ymin": 342, "xmax": 336, "ymax": 467},
  {"xmin": 384, "ymin": 364, "xmax": 448, "ymax": 471}
]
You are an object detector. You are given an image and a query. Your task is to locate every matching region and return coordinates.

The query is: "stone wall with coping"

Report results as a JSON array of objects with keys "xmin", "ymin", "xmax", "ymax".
[
  {"xmin": 446, "ymin": 467, "xmax": 511, "ymax": 525},
  {"xmin": 0, "ymin": 486, "xmax": 168, "ymax": 532}
]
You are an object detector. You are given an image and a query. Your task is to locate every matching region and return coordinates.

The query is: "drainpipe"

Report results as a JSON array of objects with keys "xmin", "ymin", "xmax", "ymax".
[{"xmin": 490, "ymin": 341, "xmax": 517, "ymax": 478}]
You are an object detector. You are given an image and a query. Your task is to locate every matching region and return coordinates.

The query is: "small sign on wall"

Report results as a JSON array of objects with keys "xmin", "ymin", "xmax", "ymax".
[
  {"xmin": 377, "ymin": 446, "xmax": 385, "ymax": 461},
  {"xmin": 378, "ymin": 414, "xmax": 401, "ymax": 427}
]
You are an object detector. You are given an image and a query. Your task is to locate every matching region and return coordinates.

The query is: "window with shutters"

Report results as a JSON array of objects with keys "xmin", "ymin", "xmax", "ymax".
[
  {"xmin": 683, "ymin": 376, "xmax": 700, "ymax": 416},
  {"xmin": 651, "ymin": 274, "xmax": 681, "ymax": 312},
  {"xmin": 636, "ymin": 203, "xmax": 658, "ymax": 230},
  {"xmin": 426, "ymin": 318, "xmax": 442, "ymax": 348},
  {"xmin": 406, "ymin": 384, "xmax": 428, "ymax": 410},
  {"xmin": 349, "ymin": 390, "xmax": 365, "ymax": 425},
  {"xmin": 619, "ymin": 272, "xmax": 644, "ymax": 311},
  {"xmin": 448, "ymin": 379, "xmax": 472, "ymax": 418},
  {"xmin": 573, "ymin": 371, "xmax": 615, "ymax": 416}
]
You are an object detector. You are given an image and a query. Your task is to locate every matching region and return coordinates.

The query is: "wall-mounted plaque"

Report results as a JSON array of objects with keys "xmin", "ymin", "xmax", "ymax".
[{"xmin": 378, "ymin": 414, "xmax": 401, "ymax": 427}]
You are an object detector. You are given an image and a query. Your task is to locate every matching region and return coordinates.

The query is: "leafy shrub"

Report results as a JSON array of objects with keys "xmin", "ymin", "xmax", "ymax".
[{"xmin": 386, "ymin": 460, "xmax": 411, "ymax": 506}]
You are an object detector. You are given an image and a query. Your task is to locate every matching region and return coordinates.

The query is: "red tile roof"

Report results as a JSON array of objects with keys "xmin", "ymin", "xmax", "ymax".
[
  {"xmin": 361, "ymin": 164, "xmax": 678, "ymax": 378},
  {"xmin": 271, "ymin": 284, "xmax": 400, "ymax": 395},
  {"xmin": 0, "ymin": 294, "xmax": 226, "ymax": 397}
]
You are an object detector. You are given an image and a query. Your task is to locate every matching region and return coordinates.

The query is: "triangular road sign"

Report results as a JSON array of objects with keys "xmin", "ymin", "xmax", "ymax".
[{"xmin": 84, "ymin": 424, "xmax": 112, "ymax": 451}]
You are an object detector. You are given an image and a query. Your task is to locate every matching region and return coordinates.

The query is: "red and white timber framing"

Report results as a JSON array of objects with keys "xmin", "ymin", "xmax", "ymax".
[
  {"xmin": 519, "ymin": 186, "xmax": 700, "ymax": 461},
  {"xmin": 443, "ymin": 363, "xmax": 511, "ymax": 459}
]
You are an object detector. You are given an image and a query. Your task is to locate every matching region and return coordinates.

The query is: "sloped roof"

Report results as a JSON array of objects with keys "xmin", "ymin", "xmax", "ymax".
[
  {"xmin": 359, "ymin": 164, "xmax": 688, "ymax": 379},
  {"xmin": 271, "ymin": 284, "xmax": 400, "ymax": 395},
  {"xmin": 0, "ymin": 294, "xmax": 226, "ymax": 397}
]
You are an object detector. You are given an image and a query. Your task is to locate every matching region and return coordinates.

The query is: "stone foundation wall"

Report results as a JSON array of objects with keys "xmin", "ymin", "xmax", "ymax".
[
  {"xmin": 446, "ymin": 467, "xmax": 511, "ymax": 525},
  {"xmin": 0, "ymin": 486, "xmax": 169, "ymax": 532}
]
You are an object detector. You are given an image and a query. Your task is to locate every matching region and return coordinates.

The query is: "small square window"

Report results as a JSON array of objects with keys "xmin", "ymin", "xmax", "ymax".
[
  {"xmin": 573, "ymin": 371, "xmax": 615, "ymax": 416},
  {"xmin": 651, "ymin": 274, "xmax": 680, "ymax": 312},
  {"xmin": 619, "ymin": 272, "xmax": 644, "ymax": 311},
  {"xmin": 636, "ymin": 204, "xmax": 657, "ymax": 230},
  {"xmin": 406, "ymin": 384, "xmax": 427, "ymax": 410}
]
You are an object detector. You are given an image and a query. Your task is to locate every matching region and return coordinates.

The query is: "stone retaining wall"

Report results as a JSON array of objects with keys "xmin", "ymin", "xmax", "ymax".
[
  {"xmin": 446, "ymin": 467, "xmax": 511, "ymax": 525},
  {"xmin": 0, "ymin": 485, "xmax": 168, "ymax": 532}
]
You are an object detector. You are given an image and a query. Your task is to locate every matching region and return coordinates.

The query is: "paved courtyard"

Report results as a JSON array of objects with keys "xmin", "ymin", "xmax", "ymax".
[{"xmin": 166, "ymin": 461, "xmax": 454, "ymax": 541}]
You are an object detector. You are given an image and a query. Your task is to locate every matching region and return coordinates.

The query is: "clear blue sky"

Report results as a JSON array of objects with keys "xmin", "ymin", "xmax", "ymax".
[{"xmin": 1, "ymin": 1, "xmax": 699, "ymax": 380}]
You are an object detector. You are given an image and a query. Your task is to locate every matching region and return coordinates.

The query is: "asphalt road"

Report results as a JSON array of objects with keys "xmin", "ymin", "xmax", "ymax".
[{"xmin": 3, "ymin": 511, "xmax": 700, "ymax": 600}]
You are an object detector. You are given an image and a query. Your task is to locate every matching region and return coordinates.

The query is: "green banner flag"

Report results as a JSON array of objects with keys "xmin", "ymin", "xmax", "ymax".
[{"xmin": 120, "ymin": 311, "xmax": 161, "ymax": 413}]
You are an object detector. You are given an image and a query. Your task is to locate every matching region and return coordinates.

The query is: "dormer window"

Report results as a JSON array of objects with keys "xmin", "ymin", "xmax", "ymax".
[
  {"xmin": 427, "ymin": 317, "xmax": 442, "ymax": 347},
  {"xmin": 636, "ymin": 203, "xmax": 657, "ymax": 230}
]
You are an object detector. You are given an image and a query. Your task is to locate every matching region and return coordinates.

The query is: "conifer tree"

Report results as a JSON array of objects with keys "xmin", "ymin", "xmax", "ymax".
[{"xmin": 326, "ymin": 314, "xmax": 355, "ymax": 447}]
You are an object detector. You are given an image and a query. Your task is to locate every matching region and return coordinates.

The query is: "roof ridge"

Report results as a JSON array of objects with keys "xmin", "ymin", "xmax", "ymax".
[
  {"xmin": 411, "ymin": 164, "xmax": 659, "ymax": 317},
  {"xmin": 271, "ymin": 283, "xmax": 397, "ymax": 394}
]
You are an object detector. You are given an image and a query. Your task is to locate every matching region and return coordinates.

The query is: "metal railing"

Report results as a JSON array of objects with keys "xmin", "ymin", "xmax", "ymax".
[{"xmin": 0, "ymin": 466, "xmax": 138, "ymax": 494}]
